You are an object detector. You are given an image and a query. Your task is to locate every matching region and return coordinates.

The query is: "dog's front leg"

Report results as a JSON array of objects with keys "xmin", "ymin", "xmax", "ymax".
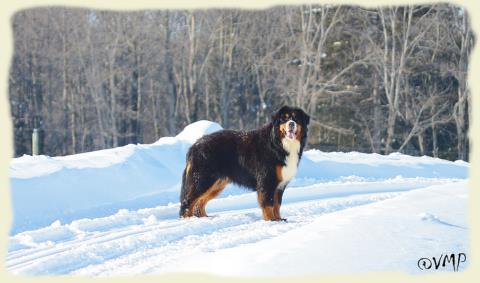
[
  {"xmin": 273, "ymin": 188, "xmax": 286, "ymax": 221},
  {"xmin": 257, "ymin": 190, "xmax": 274, "ymax": 221},
  {"xmin": 257, "ymin": 183, "xmax": 286, "ymax": 221}
]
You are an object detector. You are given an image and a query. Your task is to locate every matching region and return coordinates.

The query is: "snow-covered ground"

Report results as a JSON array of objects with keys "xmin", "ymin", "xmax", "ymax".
[{"xmin": 7, "ymin": 121, "xmax": 469, "ymax": 276}]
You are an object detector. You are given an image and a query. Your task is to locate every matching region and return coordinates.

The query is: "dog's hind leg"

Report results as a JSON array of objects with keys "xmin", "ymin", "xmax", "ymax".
[
  {"xmin": 180, "ymin": 165, "xmax": 219, "ymax": 218},
  {"xmin": 179, "ymin": 164, "xmax": 193, "ymax": 218},
  {"xmin": 193, "ymin": 178, "xmax": 229, "ymax": 217},
  {"xmin": 179, "ymin": 160, "xmax": 210, "ymax": 218}
]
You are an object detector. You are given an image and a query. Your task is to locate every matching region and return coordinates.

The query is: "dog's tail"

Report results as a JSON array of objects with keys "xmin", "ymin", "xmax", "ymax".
[
  {"xmin": 179, "ymin": 168, "xmax": 189, "ymax": 218},
  {"xmin": 179, "ymin": 153, "xmax": 193, "ymax": 218}
]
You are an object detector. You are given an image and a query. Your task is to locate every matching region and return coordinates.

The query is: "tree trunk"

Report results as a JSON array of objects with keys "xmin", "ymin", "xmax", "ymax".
[
  {"xmin": 205, "ymin": 70, "xmax": 210, "ymax": 120},
  {"xmin": 455, "ymin": 88, "xmax": 467, "ymax": 161},
  {"xmin": 431, "ymin": 101, "xmax": 438, "ymax": 158},
  {"xmin": 385, "ymin": 107, "xmax": 396, "ymax": 154},
  {"xmin": 108, "ymin": 66, "xmax": 118, "ymax": 148},
  {"xmin": 135, "ymin": 47, "xmax": 142, "ymax": 143},
  {"xmin": 417, "ymin": 132, "xmax": 425, "ymax": 156},
  {"xmin": 372, "ymin": 75, "xmax": 382, "ymax": 153},
  {"xmin": 129, "ymin": 40, "xmax": 140, "ymax": 144},
  {"xmin": 164, "ymin": 12, "xmax": 177, "ymax": 135},
  {"xmin": 150, "ymin": 78, "xmax": 160, "ymax": 139},
  {"xmin": 61, "ymin": 9, "xmax": 70, "ymax": 154},
  {"xmin": 219, "ymin": 16, "xmax": 231, "ymax": 128},
  {"xmin": 187, "ymin": 12, "xmax": 198, "ymax": 122}
]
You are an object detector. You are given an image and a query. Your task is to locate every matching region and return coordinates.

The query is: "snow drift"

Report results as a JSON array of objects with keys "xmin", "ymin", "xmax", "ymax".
[{"xmin": 9, "ymin": 120, "xmax": 467, "ymax": 234}]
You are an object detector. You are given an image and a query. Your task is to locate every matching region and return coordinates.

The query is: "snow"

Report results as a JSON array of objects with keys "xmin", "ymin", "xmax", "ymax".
[
  {"xmin": 163, "ymin": 182, "xmax": 468, "ymax": 276},
  {"xmin": 8, "ymin": 121, "xmax": 222, "ymax": 234},
  {"xmin": 7, "ymin": 120, "xmax": 469, "ymax": 276},
  {"xmin": 10, "ymin": 144, "xmax": 137, "ymax": 179},
  {"xmin": 173, "ymin": 120, "xmax": 223, "ymax": 144}
]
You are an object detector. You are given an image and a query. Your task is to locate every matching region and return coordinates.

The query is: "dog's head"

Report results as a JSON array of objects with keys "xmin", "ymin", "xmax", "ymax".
[{"xmin": 271, "ymin": 106, "xmax": 310, "ymax": 142}]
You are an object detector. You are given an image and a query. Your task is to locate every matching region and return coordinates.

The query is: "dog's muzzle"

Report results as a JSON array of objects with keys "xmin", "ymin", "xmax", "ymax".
[{"xmin": 286, "ymin": 120, "xmax": 296, "ymax": 139}]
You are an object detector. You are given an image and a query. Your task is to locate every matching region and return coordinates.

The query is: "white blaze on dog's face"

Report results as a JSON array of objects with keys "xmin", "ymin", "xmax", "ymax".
[
  {"xmin": 277, "ymin": 109, "xmax": 302, "ymax": 143},
  {"xmin": 285, "ymin": 119, "xmax": 297, "ymax": 140},
  {"xmin": 280, "ymin": 118, "xmax": 300, "ymax": 156}
]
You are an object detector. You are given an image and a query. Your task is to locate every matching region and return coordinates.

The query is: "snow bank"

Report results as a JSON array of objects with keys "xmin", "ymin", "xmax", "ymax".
[
  {"xmin": 8, "ymin": 120, "xmax": 468, "ymax": 234},
  {"xmin": 9, "ymin": 120, "xmax": 221, "ymax": 234},
  {"xmin": 295, "ymin": 150, "xmax": 468, "ymax": 185}
]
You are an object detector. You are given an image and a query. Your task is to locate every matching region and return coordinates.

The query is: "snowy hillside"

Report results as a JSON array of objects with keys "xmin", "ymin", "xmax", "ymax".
[{"xmin": 7, "ymin": 121, "xmax": 469, "ymax": 276}]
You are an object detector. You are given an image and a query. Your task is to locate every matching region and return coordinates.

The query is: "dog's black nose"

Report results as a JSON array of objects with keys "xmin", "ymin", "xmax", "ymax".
[{"xmin": 288, "ymin": 121, "xmax": 295, "ymax": 129}]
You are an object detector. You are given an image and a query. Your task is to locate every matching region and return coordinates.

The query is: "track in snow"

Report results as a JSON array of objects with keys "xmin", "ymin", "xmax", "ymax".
[{"xmin": 6, "ymin": 178, "xmax": 460, "ymax": 276}]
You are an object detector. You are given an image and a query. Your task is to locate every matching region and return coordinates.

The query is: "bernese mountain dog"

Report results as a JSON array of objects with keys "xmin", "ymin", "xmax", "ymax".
[{"xmin": 179, "ymin": 106, "xmax": 310, "ymax": 221}]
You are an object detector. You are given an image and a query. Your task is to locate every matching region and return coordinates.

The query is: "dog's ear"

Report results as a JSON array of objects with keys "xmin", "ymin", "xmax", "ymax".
[
  {"xmin": 271, "ymin": 106, "xmax": 288, "ymax": 124},
  {"xmin": 299, "ymin": 109, "xmax": 310, "ymax": 125},
  {"xmin": 271, "ymin": 110, "xmax": 280, "ymax": 125}
]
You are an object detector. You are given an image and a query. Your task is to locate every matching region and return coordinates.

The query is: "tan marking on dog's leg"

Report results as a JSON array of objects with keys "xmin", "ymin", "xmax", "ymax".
[
  {"xmin": 257, "ymin": 192, "xmax": 277, "ymax": 221},
  {"xmin": 262, "ymin": 206, "xmax": 276, "ymax": 221},
  {"xmin": 194, "ymin": 178, "xmax": 230, "ymax": 217},
  {"xmin": 193, "ymin": 198, "xmax": 206, "ymax": 217},
  {"xmin": 192, "ymin": 195, "xmax": 205, "ymax": 217},
  {"xmin": 183, "ymin": 201, "xmax": 195, "ymax": 217}
]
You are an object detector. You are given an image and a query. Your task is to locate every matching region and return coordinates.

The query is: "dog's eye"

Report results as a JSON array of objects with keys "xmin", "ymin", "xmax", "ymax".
[{"xmin": 292, "ymin": 112, "xmax": 302, "ymax": 122}]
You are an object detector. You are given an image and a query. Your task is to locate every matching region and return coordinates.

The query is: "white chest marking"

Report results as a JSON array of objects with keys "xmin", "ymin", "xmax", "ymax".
[{"xmin": 279, "ymin": 138, "xmax": 300, "ymax": 189}]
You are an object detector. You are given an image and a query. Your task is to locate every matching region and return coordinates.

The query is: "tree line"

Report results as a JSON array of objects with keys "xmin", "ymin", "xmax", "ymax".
[{"xmin": 9, "ymin": 4, "xmax": 473, "ymax": 160}]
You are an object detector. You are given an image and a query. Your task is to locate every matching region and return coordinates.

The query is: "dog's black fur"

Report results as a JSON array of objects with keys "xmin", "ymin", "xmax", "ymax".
[{"xmin": 179, "ymin": 106, "xmax": 310, "ymax": 221}]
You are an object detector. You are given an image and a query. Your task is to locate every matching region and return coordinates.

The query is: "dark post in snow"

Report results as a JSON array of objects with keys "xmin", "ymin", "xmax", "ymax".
[{"xmin": 32, "ymin": 128, "xmax": 39, "ymax": 156}]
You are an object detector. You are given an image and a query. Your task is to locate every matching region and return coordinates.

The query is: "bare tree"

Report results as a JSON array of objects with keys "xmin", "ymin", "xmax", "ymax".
[{"xmin": 8, "ymin": 5, "xmax": 472, "ymax": 160}]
